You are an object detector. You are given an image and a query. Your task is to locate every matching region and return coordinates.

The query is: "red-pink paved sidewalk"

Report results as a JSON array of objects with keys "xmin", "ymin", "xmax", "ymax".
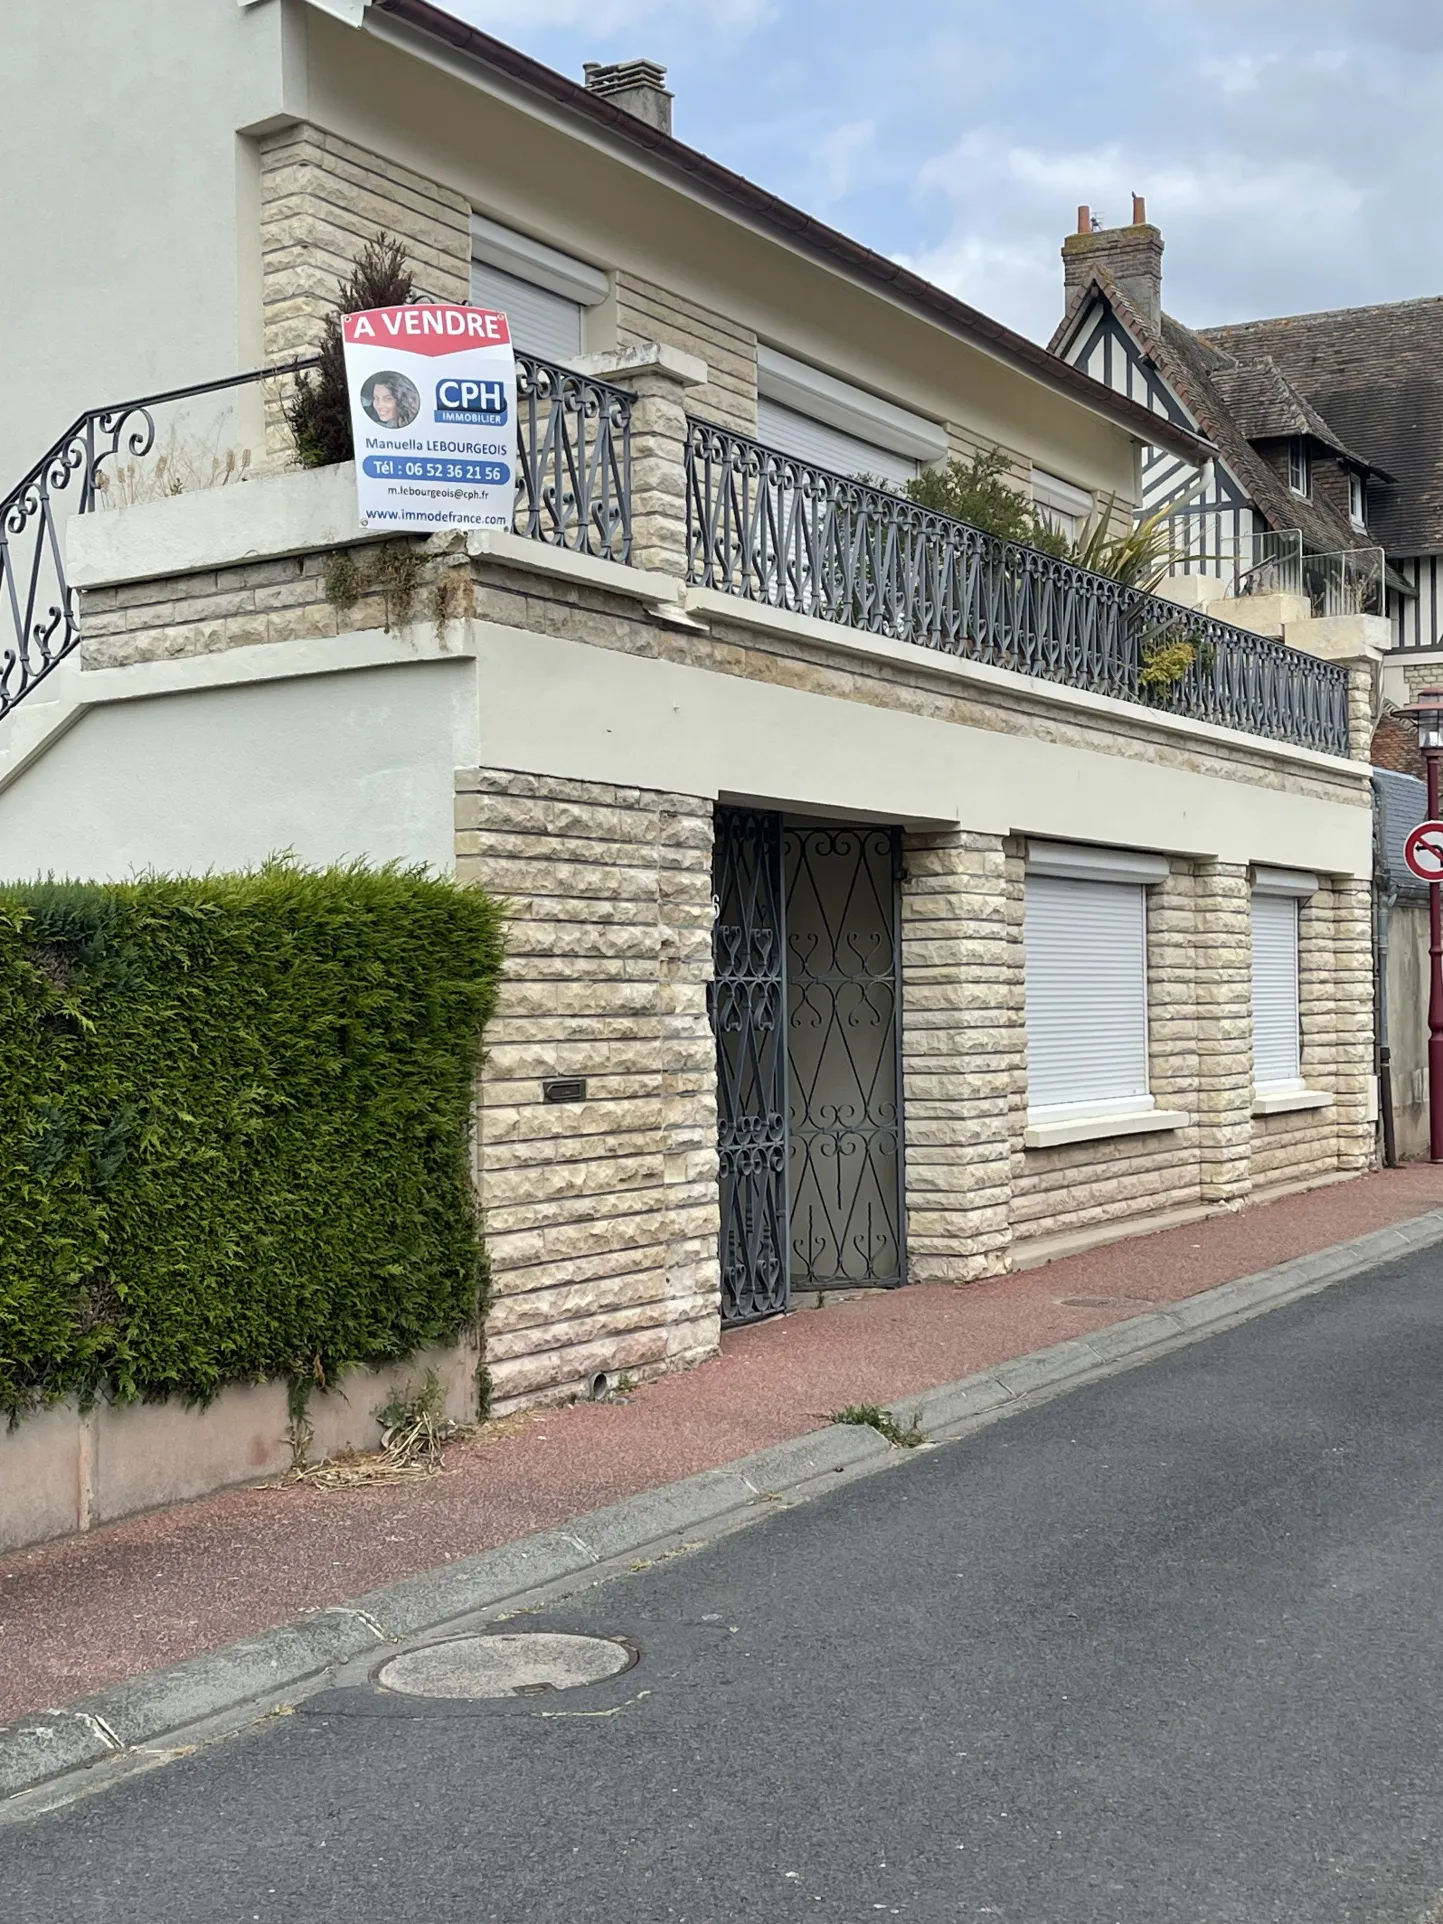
[{"xmin": 4, "ymin": 1166, "xmax": 1443, "ymax": 1725}]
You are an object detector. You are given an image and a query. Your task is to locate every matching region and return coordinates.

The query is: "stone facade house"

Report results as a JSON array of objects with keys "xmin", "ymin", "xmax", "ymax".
[{"xmin": 0, "ymin": 0, "xmax": 1377, "ymax": 1443}]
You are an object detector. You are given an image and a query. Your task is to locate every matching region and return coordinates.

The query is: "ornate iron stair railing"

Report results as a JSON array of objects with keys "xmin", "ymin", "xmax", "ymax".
[
  {"xmin": 0, "ymin": 362, "xmax": 320, "ymax": 725},
  {"xmin": 0, "ymin": 353, "xmax": 634, "ymax": 726},
  {"xmin": 684, "ymin": 419, "xmax": 1352, "ymax": 758}
]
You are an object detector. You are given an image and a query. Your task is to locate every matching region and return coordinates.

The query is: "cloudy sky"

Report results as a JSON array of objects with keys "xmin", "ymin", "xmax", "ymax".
[{"xmin": 445, "ymin": 0, "xmax": 1443, "ymax": 343}]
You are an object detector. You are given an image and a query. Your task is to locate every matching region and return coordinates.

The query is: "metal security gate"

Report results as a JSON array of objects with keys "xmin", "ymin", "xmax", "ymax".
[
  {"xmin": 712, "ymin": 809, "xmax": 904, "ymax": 1326},
  {"xmin": 783, "ymin": 825, "xmax": 905, "ymax": 1295},
  {"xmin": 712, "ymin": 809, "xmax": 789, "ymax": 1324}
]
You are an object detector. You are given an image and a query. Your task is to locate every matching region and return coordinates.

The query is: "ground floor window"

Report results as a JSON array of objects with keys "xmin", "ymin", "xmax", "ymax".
[
  {"xmin": 1023, "ymin": 841, "xmax": 1168, "ymax": 1119},
  {"xmin": 1250, "ymin": 869, "xmax": 1315, "ymax": 1093}
]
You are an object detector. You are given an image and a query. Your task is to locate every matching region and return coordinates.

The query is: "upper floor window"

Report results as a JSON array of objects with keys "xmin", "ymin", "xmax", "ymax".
[
  {"xmin": 1348, "ymin": 470, "xmax": 1366, "ymax": 530},
  {"xmin": 1287, "ymin": 438, "xmax": 1310, "ymax": 498},
  {"xmin": 1032, "ymin": 469, "xmax": 1095, "ymax": 547},
  {"xmin": 470, "ymin": 213, "xmax": 608, "ymax": 366},
  {"xmin": 755, "ymin": 346, "xmax": 946, "ymax": 489}
]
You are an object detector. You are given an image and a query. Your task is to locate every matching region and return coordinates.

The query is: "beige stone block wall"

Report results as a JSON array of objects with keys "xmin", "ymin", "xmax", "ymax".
[
  {"xmin": 1332, "ymin": 879, "xmax": 1377, "ymax": 1171},
  {"xmin": 1194, "ymin": 863, "xmax": 1254, "ymax": 1205},
  {"xmin": 456, "ymin": 768, "xmax": 719, "ymax": 1412},
  {"xmin": 78, "ymin": 555, "xmax": 344, "ymax": 670},
  {"xmin": 945, "ymin": 421, "xmax": 1028, "ymax": 481},
  {"xmin": 259, "ymin": 123, "xmax": 470, "ymax": 367},
  {"xmin": 256, "ymin": 123, "xmax": 469, "ymax": 456},
  {"xmin": 900, "ymin": 828, "xmax": 1016, "ymax": 1281},
  {"xmin": 617, "ymin": 272, "xmax": 757, "ymax": 435}
]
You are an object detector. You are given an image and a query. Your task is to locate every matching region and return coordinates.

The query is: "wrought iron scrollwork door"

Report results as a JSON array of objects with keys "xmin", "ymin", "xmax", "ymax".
[
  {"xmin": 784, "ymin": 825, "xmax": 905, "ymax": 1293},
  {"xmin": 712, "ymin": 808, "xmax": 789, "ymax": 1324}
]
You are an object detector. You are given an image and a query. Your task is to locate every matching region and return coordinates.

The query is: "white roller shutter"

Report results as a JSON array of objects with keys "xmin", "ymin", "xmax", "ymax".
[
  {"xmin": 469, "ymin": 260, "xmax": 582, "ymax": 364},
  {"xmin": 756, "ymin": 398, "xmax": 918, "ymax": 487},
  {"xmin": 1024, "ymin": 875, "xmax": 1150, "ymax": 1116},
  {"xmin": 1251, "ymin": 892, "xmax": 1302, "ymax": 1089}
]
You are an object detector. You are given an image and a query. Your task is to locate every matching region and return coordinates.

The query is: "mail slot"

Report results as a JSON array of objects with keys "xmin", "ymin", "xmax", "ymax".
[{"xmin": 542, "ymin": 1077, "xmax": 587, "ymax": 1104}]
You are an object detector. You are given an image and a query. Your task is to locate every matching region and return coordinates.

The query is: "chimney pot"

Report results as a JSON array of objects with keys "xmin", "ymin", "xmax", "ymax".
[
  {"xmin": 583, "ymin": 57, "xmax": 673, "ymax": 136},
  {"xmin": 1060, "ymin": 205, "xmax": 1164, "ymax": 329}
]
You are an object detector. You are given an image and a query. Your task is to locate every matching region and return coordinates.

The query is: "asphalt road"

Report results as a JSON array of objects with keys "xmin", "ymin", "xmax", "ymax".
[{"xmin": 7, "ymin": 1249, "xmax": 1443, "ymax": 1924}]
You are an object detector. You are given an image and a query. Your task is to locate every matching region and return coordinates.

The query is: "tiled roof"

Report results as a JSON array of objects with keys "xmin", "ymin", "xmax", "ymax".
[
  {"xmin": 1053, "ymin": 265, "xmax": 1402, "ymax": 562},
  {"xmin": 1155, "ymin": 311, "xmax": 1363, "ymax": 557},
  {"xmin": 1207, "ymin": 360, "xmax": 1374, "ymax": 469},
  {"xmin": 1373, "ymin": 767, "xmax": 1429, "ymax": 900},
  {"xmin": 1201, "ymin": 298, "xmax": 1443, "ymax": 554}
]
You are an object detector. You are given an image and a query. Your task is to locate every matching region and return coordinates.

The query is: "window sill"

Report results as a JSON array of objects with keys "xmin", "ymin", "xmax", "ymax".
[
  {"xmin": 1023, "ymin": 1108, "xmax": 1190, "ymax": 1150},
  {"xmin": 1252, "ymin": 1088, "xmax": 1334, "ymax": 1116}
]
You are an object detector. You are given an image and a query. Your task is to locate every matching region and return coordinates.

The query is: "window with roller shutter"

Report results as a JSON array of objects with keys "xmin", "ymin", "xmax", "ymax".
[
  {"xmin": 469, "ymin": 213, "xmax": 608, "ymax": 365},
  {"xmin": 1023, "ymin": 841, "xmax": 1168, "ymax": 1121},
  {"xmin": 1251, "ymin": 892, "xmax": 1303, "ymax": 1091},
  {"xmin": 470, "ymin": 260, "xmax": 583, "ymax": 363}
]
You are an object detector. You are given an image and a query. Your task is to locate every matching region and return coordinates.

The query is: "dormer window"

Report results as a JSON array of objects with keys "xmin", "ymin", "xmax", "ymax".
[
  {"xmin": 1348, "ymin": 470, "xmax": 1366, "ymax": 530},
  {"xmin": 1287, "ymin": 439, "xmax": 1310, "ymax": 498}
]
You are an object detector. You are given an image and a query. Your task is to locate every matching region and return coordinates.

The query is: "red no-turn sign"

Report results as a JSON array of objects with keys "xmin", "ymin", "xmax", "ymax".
[{"xmin": 1404, "ymin": 820, "xmax": 1443, "ymax": 880}]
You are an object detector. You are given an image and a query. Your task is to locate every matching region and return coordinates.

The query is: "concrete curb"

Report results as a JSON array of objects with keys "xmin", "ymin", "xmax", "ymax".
[{"xmin": 6, "ymin": 1205, "xmax": 1443, "ymax": 1807}]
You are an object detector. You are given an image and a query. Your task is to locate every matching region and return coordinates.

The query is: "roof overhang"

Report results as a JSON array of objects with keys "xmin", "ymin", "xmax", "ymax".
[{"xmin": 355, "ymin": 0, "xmax": 1214, "ymax": 467}]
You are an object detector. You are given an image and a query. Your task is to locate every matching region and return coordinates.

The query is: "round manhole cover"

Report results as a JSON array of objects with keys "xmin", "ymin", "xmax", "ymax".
[{"xmin": 376, "ymin": 1633, "xmax": 633, "ymax": 1700}]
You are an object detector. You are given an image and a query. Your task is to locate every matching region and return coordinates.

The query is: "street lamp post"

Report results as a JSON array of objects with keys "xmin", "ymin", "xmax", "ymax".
[{"xmin": 1399, "ymin": 687, "xmax": 1443, "ymax": 1162}]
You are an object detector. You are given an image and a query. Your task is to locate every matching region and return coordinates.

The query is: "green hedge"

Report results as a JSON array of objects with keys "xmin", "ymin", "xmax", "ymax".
[{"xmin": 0, "ymin": 864, "xmax": 503, "ymax": 1422}]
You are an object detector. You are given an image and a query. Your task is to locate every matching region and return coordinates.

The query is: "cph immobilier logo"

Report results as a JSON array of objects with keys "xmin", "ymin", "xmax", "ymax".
[{"xmin": 434, "ymin": 376, "xmax": 509, "ymax": 426}]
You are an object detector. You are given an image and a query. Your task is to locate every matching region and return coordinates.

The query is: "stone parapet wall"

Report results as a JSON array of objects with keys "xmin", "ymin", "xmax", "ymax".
[
  {"xmin": 456, "ymin": 768, "xmax": 719, "ymax": 1413},
  {"xmin": 78, "ymin": 554, "xmax": 342, "ymax": 670}
]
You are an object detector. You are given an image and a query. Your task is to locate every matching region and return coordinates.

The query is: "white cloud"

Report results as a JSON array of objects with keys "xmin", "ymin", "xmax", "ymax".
[
  {"xmin": 903, "ymin": 122, "xmax": 1369, "ymax": 337},
  {"xmin": 429, "ymin": 0, "xmax": 1443, "ymax": 342},
  {"xmin": 805, "ymin": 119, "xmax": 877, "ymax": 210}
]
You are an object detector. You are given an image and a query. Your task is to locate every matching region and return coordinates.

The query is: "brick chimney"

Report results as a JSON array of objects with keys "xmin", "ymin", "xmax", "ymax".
[
  {"xmin": 1062, "ymin": 194, "xmax": 1164, "ymax": 330},
  {"xmin": 583, "ymin": 59, "xmax": 673, "ymax": 136}
]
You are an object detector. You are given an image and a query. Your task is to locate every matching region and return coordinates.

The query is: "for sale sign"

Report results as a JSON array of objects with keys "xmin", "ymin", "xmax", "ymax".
[{"xmin": 341, "ymin": 305, "xmax": 517, "ymax": 530}]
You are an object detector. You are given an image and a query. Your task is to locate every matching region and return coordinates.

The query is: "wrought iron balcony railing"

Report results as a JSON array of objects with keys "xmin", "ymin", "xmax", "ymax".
[
  {"xmin": 515, "ymin": 354, "xmax": 632, "ymax": 564},
  {"xmin": 0, "ymin": 352, "xmax": 633, "ymax": 725},
  {"xmin": 685, "ymin": 421, "xmax": 1351, "ymax": 758}
]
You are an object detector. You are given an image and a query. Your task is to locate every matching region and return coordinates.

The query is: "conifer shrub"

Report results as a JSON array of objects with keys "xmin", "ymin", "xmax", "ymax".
[
  {"xmin": 0, "ymin": 863, "xmax": 503, "ymax": 1424},
  {"xmin": 286, "ymin": 233, "xmax": 418, "ymax": 468}
]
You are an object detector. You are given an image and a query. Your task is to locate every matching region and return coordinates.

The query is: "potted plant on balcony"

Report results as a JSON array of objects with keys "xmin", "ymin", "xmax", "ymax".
[{"xmin": 286, "ymin": 234, "xmax": 418, "ymax": 468}]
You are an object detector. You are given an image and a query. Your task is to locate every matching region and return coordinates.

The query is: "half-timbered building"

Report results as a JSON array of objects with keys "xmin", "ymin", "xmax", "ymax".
[{"xmin": 1049, "ymin": 201, "xmax": 1441, "ymax": 665}]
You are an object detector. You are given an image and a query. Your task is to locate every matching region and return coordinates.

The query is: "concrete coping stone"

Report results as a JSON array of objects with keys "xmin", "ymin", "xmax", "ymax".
[{"xmin": 5, "ymin": 1204, "xmax": 1443, "ymax": 1808}]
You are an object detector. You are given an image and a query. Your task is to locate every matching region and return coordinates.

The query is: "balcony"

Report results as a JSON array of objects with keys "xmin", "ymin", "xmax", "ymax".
[
  {"xmin": 684, "ymin": 422, "xmax": 1351, "ymax": 758},
  {"xmin": 1, "ymin": 358, "xmax": 1350, "ymax": 758},
  {"xmin": 0, "ymin": 353, "xmax": 633, "ymax": 723}
]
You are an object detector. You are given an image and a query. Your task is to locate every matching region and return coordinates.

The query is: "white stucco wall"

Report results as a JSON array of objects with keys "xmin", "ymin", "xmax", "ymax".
[
  {"xmin": 0, "ymin": 661, "xmax": 465, "ymax": 882},
  {"xmin": 470, "ymin": 622, "xmax": 1372, "ymax": 879},
  {"xmin": 0, "ymin": 619, "xmax": 1368, "ymax": 888},
  {"xmin": 0, "ymin": 0, "xmax": 287, "ymax": 483}
]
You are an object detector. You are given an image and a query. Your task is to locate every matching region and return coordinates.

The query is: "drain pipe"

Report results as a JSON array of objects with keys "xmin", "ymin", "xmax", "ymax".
[{"xmin": 1373, "ymin": 794, "xmax": 1399, "ymax": 1168}]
